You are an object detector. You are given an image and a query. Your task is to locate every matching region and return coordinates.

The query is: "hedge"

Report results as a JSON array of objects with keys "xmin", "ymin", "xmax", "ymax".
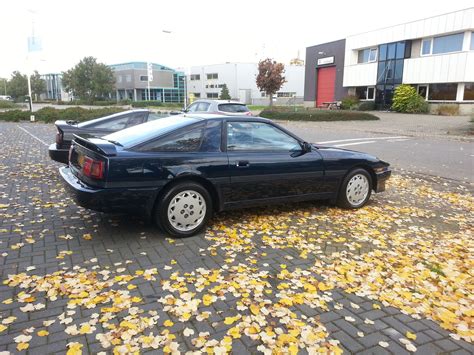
[
  {"xmin": 0, "ymin": 107, "xmax": 125, "ymax": 123},
  {"xmin": 259, "ymin": 109, "xmax": 379, "ymax": 121}
]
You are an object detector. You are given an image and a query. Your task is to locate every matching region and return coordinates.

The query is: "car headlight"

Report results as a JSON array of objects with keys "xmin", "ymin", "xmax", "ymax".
[{"xmin": 374, "ymin": 166, "xmax": 388, "ymax": 173}]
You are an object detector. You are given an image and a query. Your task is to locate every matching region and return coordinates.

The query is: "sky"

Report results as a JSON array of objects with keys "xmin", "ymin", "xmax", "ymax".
[{"xmin": 1, "ymin": 0, "xmax": 473, "ymax": 78}]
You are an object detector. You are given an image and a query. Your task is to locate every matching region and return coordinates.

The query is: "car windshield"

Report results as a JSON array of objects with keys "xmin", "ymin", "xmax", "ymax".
[
  {"xmin": 103, "ymin": 115, "xmax": 200, "ymax": 148},
  {"xmin": 218, "ymin": 104, "xmax": 249, "ymax": 113}
]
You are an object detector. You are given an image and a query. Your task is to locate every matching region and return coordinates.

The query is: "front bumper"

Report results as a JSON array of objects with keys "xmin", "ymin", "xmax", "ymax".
[
  {"xmin": 59, "ymin": 166, "xmax": 159, "ymax": 214},
  {"xmin": 374, "ymin": 169, "xmax": 391, "ymax": 192},
  {"xmin": 49, "ymin": 143, "xmax": 69, "ymax": 164}
]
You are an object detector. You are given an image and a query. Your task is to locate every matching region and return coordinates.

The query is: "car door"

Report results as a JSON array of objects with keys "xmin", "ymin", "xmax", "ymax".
[{"xmin": 224, "ymin": 120, "xmax": 326, "ymax": 204}]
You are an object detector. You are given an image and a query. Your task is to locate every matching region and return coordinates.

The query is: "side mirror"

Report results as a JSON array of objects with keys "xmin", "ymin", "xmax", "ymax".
[{"xmin": 302, "ymin": 142, "xmax": 312, "ymax": 153}]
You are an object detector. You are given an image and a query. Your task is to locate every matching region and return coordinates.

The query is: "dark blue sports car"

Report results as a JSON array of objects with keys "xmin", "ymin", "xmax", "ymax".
[{"xmin": 60, "ymin": 114, "xmax": 391, "ymax": 237}]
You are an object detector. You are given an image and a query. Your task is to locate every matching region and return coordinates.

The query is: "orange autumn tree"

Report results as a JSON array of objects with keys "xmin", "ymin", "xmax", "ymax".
[{"xmin": 256, "ymin": 58, "xmax": 286, "ymax": 107}]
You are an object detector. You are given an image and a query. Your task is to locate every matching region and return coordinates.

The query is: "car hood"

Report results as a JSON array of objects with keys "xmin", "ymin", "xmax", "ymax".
[{"xmin": 313, "ymin": 144, "xmax": 388, "ymax": 165}]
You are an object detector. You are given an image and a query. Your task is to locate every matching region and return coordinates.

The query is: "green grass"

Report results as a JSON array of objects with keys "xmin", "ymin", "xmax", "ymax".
[
  {"xmin": 0, "ymin": 101, "xmax": 18, "ymax": 109},
  {"xmin": 0, "ymin": 107, "xmax": 125, "ymax": 123},
  {"xmin": 260, "ymin": 109, "xmax": 379, "ymax": 121}
]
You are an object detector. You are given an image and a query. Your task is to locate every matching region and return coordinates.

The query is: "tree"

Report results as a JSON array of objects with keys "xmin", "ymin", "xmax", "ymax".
[
  {"xmin": 30, "ymin": 71, "xmax": 46, "ymax": 100},
  {"xmin": 219, "ymin": 83, "xmax": 231, "ymax": 100},
  {"xmin": 62, "ymin": 56, "xmax": 115, "ymax": 102},
  {"xmin": 7, "ymin": 71, "xmax": 28, "ymax": 99},
  {"xmin": 256, "ymin": 58, "xmax": 286, "ymax": 107}
]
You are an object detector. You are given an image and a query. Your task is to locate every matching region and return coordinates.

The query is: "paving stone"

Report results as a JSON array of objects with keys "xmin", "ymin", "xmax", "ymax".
[{"xmin": 331, "ymin": 330, "xmax": 364, "ymax": 353}]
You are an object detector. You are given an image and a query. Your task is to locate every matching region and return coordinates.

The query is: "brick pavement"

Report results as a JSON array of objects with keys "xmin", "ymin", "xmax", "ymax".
[{"xmin": 0, "ymin": 121, "xmax": 472, "ymax": 354}]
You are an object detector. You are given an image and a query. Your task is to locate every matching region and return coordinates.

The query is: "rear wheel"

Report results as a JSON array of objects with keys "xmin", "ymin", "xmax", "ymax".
[
  {"xmin": 155, "ymin": 182, "xmax": 212, "ymax": 237},
  {"xmin": 337, "ymin": 168, "xmax": 372, "ymax": 209}
]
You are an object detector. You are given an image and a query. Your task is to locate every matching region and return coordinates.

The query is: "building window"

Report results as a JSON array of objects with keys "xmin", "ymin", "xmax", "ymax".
[
  {"xmin": 140, "ymin": 75, "xmax": 148, "ymax": 81},
  {"xmin": 206, "ymin": 92, "xmax": 218, "ymax": 99},
  {"xmin": 428, "ymin": 83, "xmax": 457, "ymax": 101},
  {"xmin": 464, "ymin": 83, "xmax": 474, "ymax": 100},
  {"xmin": 471, "ymin": 32, "xmax": 474, "ymax": 50},
  {"xmin": 193, "ymin": 92, "xmax": 201, "ymax": 98},
  {"xmin": 261, "ymin": 92, "xmax": 266, "ymax": 97},
  {"xmin": 358, "ymin": 48, "xmax": 377, "ymax": 63},
  {"xmin": 218, "ymin": 84, "xmax": 225, "ymax": 88},
  {"xmin": 421, "ymin": 33, "xmax": 464, "ymax": 56},
  {"xmin": 190, "ymin": 74, "xmax": 200, "ymax": 80},
  {"xmin": 206, "ymin": 73, "xmax": 218, "ymax": 80},
  {"xmin": 277, "ymin": 92, "xmax": 296, "ymax": 97},
  {"xmin": 355, "ymin": 87, "xmax": 375, "ymax": 100},
  {"xmin": 417, "ymin": 85, "xmax": 428, "ymax": 100}
]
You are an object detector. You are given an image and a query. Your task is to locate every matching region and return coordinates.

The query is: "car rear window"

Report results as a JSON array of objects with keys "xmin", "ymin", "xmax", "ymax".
[
  {"xmin": 217, "ymin": 104, "xmax": 249, "ymax": 113},
  {"xmin": 103, "ymin": 115, "xmax": 200, "ymax": 148}
]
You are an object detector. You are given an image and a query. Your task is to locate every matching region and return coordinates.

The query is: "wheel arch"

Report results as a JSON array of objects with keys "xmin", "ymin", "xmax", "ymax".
[{"xmin": 334, "ymin": 164, "xmax": 376, "ymax": 202}]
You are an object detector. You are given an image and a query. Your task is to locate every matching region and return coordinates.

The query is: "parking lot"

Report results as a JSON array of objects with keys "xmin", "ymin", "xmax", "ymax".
[{"xmin": 0, "ymin": 120, "xmax": 473, "ymax": 354}]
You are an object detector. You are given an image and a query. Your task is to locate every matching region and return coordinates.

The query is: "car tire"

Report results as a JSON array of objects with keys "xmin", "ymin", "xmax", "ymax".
[
  {"xmin": 155, "ymin": 182, "xmax": 212, "ymax": 237},
  {"xmin": 337, "ymin": 168, "xmax": 372, "ymax": 209}
]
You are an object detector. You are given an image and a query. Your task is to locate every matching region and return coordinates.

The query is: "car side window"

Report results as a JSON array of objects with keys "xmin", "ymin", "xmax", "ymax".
[
  {"xmin": 187, "ymin": 103, "xmax": 199, "ymax": 112},
  {"xmin": 125, "ymin": 113, "xmax": 146, "ymax": 128},
  {"xmin": 227, "ymin": 122, "xmax": 301, "ymax": 152},
  {"xmin": 138, "ymin": 124, "xmax": 204, "ymax": 152},
  {"xmin": 196, "ymin": 102, "xmax": 211, "ymax": 112},
  {"xmin": 200, "ymin": 120, "xmax": 222, "ymax": 152},
  {"xmin": 147, "ymin": 113, "xmax": 163, "ymax": 121},
  {"xmin": 92, "ymin": 115, "xmax": 131, "ymax": 130}
]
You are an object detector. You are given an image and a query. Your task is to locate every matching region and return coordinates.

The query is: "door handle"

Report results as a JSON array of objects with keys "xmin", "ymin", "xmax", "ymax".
[{"xmin": 236, "ymin": 160, "xmax": 249, "ymax": 168}]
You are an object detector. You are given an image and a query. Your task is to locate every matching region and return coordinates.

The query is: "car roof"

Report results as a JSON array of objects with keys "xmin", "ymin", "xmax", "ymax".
[
  {"xmin": 182, "ymin": 113, "xmax": 271, "ymax": 122},
  {"xmin": 191, "ymin": 99, "xmax": 246, "ymax": 105}
]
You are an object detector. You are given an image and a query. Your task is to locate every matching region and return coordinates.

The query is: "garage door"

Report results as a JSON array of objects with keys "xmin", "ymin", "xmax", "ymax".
[{"xmin": 316, "ymin": 66, "xmax": 336, "ymax": 107}]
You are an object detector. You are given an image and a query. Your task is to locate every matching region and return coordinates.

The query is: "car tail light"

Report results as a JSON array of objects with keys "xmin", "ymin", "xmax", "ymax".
[
  {"xmin": 56, "ymin": 129, "xmax": 63, "ymax": 145},
  {"xmin": 82, "ymin": 157, "xmax": 104, "ymax": 179},
  {"xmin": 68, "ymin": 145, "xmax": 73, "ymax": 163}
]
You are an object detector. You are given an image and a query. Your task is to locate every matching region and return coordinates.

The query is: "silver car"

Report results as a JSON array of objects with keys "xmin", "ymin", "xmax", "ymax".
[{"xmin": 184, "ymin": 99, "xmax": 252, "ymax": 116}]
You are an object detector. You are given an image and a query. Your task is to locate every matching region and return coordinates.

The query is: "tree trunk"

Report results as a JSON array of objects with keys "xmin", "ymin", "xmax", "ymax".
[{"xmin": 269, "ymin": 92, "xmax": 273, "ymax": 107}]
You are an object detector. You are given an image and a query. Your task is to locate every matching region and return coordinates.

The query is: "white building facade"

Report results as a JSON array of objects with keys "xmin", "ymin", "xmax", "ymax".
[
  {"xmin": 305, "ymin": 8, "xmax": 474, "ymax": 114},
  {"xmin": 187, "ymin": 63, "xmax": 305, "ymax": 105}
]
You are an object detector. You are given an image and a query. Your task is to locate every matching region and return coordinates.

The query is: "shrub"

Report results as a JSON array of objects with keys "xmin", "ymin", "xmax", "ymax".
[
  {"xmin": 341, "ymin": 95, "xmax": 360, "ymax": 110},
  {"xmin": 259, "ymin": 110, "xmax": 378, "ymax": 121},
  {"xmin": 131, "ymin": 100, "xmax": 163, "ymax": 108},
  {"xmin": 436, "ymin": 104, "xmax": 459, "ymax": 116},
  {"xmin": 391, "ymin": 84, "xmax": 429, "ymax": 113},
  {"xmin": 0, "ymin": 107, "xmax": 125, "ymax": 123},
  {"xmin": 0, "ymin": 101, "xmax": 18, "ymax": 109},
  {"xmin": 357, "ymin": 101, "xmax": 375, "ymax": 111}
]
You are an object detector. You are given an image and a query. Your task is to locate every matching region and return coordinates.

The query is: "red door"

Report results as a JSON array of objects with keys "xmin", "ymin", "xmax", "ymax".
[{"xmin": 316, "ymin": 66, "xmax": 336, "ymax": 107}]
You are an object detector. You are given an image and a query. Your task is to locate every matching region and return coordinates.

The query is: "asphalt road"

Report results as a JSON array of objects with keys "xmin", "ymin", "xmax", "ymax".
[{"xmin": 279, "ymin": 123, "xmax": 474, "ymax": 183}]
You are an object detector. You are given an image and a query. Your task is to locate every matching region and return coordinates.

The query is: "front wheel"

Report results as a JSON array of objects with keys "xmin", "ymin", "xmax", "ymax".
[
  {"xmin": 156, "ymin": 182, "xmax": 212, "ymax": 237},
  {"xmin": 337, "ymin": 168, "xmax": 372, "ymax": 209}
]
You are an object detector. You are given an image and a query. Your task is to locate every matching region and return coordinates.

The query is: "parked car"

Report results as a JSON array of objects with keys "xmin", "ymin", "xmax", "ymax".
[
  {"xmin": 0, "ymin": 95, "xmax": 12, "ymax": 101},
  {"xmin": 174, "ymin": 99, "xmax": 252, "ymax": 116},
  {"xmin": 60, "ymin": 114, "xmax": 391, "ymax": 237},
  {"xmin": 49, "ymin": 109, "xmax": 163, "ymax": 164}
]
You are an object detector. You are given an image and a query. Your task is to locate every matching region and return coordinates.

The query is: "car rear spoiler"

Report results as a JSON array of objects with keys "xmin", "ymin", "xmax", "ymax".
[{"xmin": 73, "ymin": 134, "xmax": 117, "ymax": 156}]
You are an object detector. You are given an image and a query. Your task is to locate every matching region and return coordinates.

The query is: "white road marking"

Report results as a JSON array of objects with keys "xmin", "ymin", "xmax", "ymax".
[
  {"xmin": 17, "ymin": 125, "xmax": 49, "ymax": 146},
  {"xmin": 317, "ymin": 136, "xmax": 408, "ymax": 144},
  {"xmin": 387, "ymin": 138, "xmax": 409, "ymax": 142},
  {"xmin": 334, "ymin": 141, "xmax": 376, "ymax": 147}
]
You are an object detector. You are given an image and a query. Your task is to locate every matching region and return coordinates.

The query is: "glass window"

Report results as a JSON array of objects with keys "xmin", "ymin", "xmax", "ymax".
[
  {"xmin": 463, "ymin": 83, "xmax": 474, "ymax": 100},
  {"xmin": 396, "ymin": 42, "xmax": 405, "ymax": 59},
  {"xmin": 387, "ymin": 43, "xmax": 396, "ymax": 60},
  {"xmin": 206, "ymin": 93, "xmax": 218, "ymax": 99},
  {"xmin": 187, "ymin": 103, "xmax": 199, "ymax": 112},
  {"xmin": 196, "ymin": 102, "xmax": 211, "ymax": 111},
  {"xmin": 471, "ymin": 33, "xmax": 474, "ymax": 50},
  {"xmin": 140, "ymin": 75, "xmax": 148, "ymax": 81},
  {"xmin": 206, "ymin": 73, "xmax": 218, "ymax": 80},
  {"xmin": 379, "ymin": 44, "xmax": 387, "ymax": 61},
  {"xmin": 369, "ymin": 48, "xmax": 377, "ymax": 62},
  {"xmin": 193, "ymin": 93, "xmax": 201, "ymax": 98},
  {"xmin": 200, "ymin": 121, "xmax": 222, "ymax": 152},
  {"xmin": 190, "ymin": 74, "xmax": 200, "ymax": 80},
  {"xmin": 140, "ymin": 124, "xmax": 204, "ymax": 152},
  {"xmin": 104, "ymin": 116, "xmax": 200, "ymax": 148},
  {"xmin": 428, "ymin": 83, "xmax": 457, "ymax": 101},
  {"xmin": 92, "ymin": 115, "xmax": 132, "ymax": 130},
  {"xmin": 355, "ymin": 87, "xmax": 368, "ymax": 100},
  {"xmin": 367, "ymin": 87, "xmax": 375, "ymax": 100},
  {"xmin": 227, "ymin": 122, "xmax": 301, "ymax": 152},
  {"xmin": 418, "ymin": 85, "xmax": 428, "ymax": 99},
  {"xmin": 433, "ymin": 33, "xmax": 464, "ymax": 54},
  {"xmin": 421, "ymin": 39, "xmax": 432, "ymax": 55},
  {"xmin": 147, "ymin": 113, "xmax": 163, "ymax": 122},
  {"xmin": 218, "ymin": 104, "xmax": 250, "ymax": 113},
  {"xmin": 394, "ymin": 60, "xmax": 404, "ymax": 82}
]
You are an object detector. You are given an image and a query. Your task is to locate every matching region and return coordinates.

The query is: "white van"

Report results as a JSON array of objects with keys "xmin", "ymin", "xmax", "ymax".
[{"xmin": 0, "ymin": 95, "xmax": 12, "ymax": 101}]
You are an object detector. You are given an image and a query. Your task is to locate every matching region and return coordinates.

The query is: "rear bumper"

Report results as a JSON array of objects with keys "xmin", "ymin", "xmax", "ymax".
[
  {"xmin": 59, "ymin": 166, "xmax": 159, "ymax": 214},
  {"xmin": 49, "ymin": 143, "xmax": 69, "ymax": 164},
  {"xmin": 374, "ymin": 169, "xmax": 391, "ymax": 192}
]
